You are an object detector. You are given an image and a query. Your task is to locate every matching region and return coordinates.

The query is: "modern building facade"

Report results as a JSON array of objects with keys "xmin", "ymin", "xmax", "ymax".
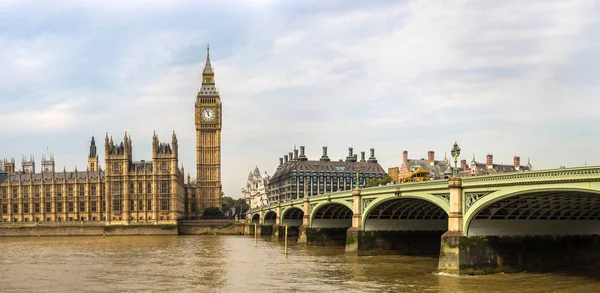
[
  {"xmin": 241, "ymin": 167, "xmax": 270, "ymax": 209},
  {"xmin": 267, "ymin": 146, "xmax": 386, "ymax": 203},
  {"xmin": 0, "ymin": 45, "xmax": 223, "ymax": 223}
]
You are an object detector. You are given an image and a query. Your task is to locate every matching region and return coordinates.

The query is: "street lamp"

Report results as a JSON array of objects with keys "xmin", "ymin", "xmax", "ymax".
[{"xmin": 451, "ymin": 142, "xmax": 461, "ymax": 177}]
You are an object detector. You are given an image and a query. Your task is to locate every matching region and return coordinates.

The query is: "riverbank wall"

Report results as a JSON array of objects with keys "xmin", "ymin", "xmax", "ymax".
[
  {"xmin": 178, "ymin": 220, "xmax": 246, "ymax": 235},
  {"xmin": 0, "ymin": 223, "xmax": 178, "ymax": 236},
  {"xmin": 0, "ymin": 220, "xmax": 248, "ymax": 237}
]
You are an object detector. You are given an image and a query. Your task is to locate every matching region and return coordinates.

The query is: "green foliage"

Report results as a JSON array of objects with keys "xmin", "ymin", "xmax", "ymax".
[
  {"xmin": 221, "ymin": 196, "xmax": 250, "ymax": 218},
  {"xmin": 202, "ymin": 207, "xmax": 225, "ymax": 219},
  {"xmin": 365, "ymin": 175, "xmax": 394, "ymax": 188}
]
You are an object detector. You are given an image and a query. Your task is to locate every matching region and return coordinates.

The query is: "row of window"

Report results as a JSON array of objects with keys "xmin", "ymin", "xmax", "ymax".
[
  {"xmin": 1, "ymin": 202, "xmax": 101, "ymax": 213},
  {"xmin": 0, "ymin": 198, "xmax": 170, "ymax": 214},
  {"xmin": 291, "ymin": 170, "xmax": 384, "ymax": 176},
  {"xmin": 1, "ymin": 215, "xmax": 171, "ymax": 223},
  {"xmin": 1, "ymin": 185, "xmax": 102, "ymax": 198},
  {"xmin": 111, "ymin": 181, "xmax": 170, "ymax": 195},
  {"xmin": 0, "ymin": 181, "xmax": 173, "ymax": 198}
]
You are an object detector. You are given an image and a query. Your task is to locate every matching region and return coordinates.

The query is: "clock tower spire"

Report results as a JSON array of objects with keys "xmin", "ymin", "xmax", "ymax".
[
  {"xmin": 194, "ymin": 42, "xmax": 223, "ymax": 214},
  {"xmin": 202, "ymin": 42, "xmax": 215, "ymax": 84}
]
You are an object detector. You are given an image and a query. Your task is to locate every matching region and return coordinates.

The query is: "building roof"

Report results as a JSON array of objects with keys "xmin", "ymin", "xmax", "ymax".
[
  {"xmin": 269, "ymin": 159, "xmax": 386, "ymax": 183},
  {"xmin": 404, "ymin": 159, "xmax": 452, "ymax": 179}
]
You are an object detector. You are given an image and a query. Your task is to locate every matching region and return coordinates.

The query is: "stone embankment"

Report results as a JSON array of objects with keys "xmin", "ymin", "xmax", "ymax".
[{"xmin": 0, "ymin": 222, "xmax": 178, "ymax": 236}]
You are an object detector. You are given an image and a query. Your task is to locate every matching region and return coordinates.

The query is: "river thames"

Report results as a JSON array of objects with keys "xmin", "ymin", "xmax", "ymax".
[{"xmin": 1, "ymin": 235, "xmax": 599, "ymax": 293}]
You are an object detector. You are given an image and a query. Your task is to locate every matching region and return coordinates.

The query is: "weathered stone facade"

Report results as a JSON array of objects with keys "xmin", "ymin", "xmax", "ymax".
[{"xmin": 0, "ymin": 45, "xmax": 223, "ymax": 224}]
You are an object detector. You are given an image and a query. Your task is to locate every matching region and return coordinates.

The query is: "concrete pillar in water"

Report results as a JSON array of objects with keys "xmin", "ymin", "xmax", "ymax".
[
  {"xmin": 297, "ymin": 196, "xmax": 311, "ymax": 244},
  {"xmin": 272, "ymin": 204, "xmax": 282, "ymax": 238},
  {"xmin": 259, "ymin": 210, "xmax": 265, "ymax": 225},
  {"xmin": 438, "ymin": 177, "xmax": 464, "ymax": 273},
  {"xmin": 275, "ymin": 204, "xmax": 281, "ymax": 225},
  {"xmin": 345, "ymin": 188, "xmax": 362, "ymax": 253}
]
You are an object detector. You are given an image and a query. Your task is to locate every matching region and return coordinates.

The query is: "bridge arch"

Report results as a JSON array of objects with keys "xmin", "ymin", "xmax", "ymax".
[
  {"xmin": 310, "ymin": 202, "xmax": 353, "ymax": 228},
  {"xmin": 361, "ymin": 194, "xmax": 449, "ymax": 230},
  {"xmin": 264, "ymin": 211, "xmax": 277, "ymax": 225},
  {"xmin": 251, "ymin": 213, "xmax": 260, "ymax": 224},
  {"xmin": 465, "ymin": 187, "xmax": 600, "ymax": 236},
  {"xmin": 281, "ymin": 207, "xmax": 304, "ymax": 227},
  {"xmin": 362, "ymin": 196, "xmax": 448, "ymax": 231}
]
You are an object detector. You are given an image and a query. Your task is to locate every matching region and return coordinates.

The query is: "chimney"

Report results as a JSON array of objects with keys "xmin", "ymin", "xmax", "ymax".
[
  {"xmin": 402, "ymin": 150, "xmax": 408, "ymax": 163},
  {"xmin": 294, "ymin": 148, "xmax": 298, "ymax": 160},
  {"xmin": 354, "ymin": 154, "xmax": 358, "ymax": 162},
  {"xmin": 360, "ymin": 151, "xmax": 366, "ymax": 162},
  {"xmin": 486, "ymin": 154, "xmax": 493, "ymax": 168},
  {"xmin": 460, "ymin": 159, "xmax": 467, "ymax": 171},
  {"xmin": 320, "ymin": 146, "xmax": 330, "ymax": 162},
  {"xmin": 514, "ymin": 156, "xmax": 521, "ymax": 171},
  {"xmin": 346, "ymin": 147, "xmax": 355, "ymax": 162},
  {"xmin": 368, "ymin": 148, "xmax": 378, "ymax": 163},
  {"xmin": 298, "ymin": 146, "xmax": 308, "ymax": 161},
  {"xmin": 279, "ymin": 158, "xmax": 283, "ymax": 166},
  {"xmin": 284, "ymin": 155, "xmax": 288, "ymax": 163},
  {"xmin": 289, "ymin": 152, "xmax": 293, "ymax": 161},
  {"xmin": 428, "ymin": 151, "xmax": 435, "ymax": 166}
]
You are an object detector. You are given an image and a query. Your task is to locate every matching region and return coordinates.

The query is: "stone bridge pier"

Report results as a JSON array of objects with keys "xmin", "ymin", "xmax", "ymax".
[{"xmin": 438, "ymin": 177, "xmax": 600, "ymax": 275}]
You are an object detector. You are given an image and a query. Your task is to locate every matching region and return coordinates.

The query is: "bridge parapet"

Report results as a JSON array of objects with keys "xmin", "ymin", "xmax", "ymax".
[{"xmin": 462, "ymin": 166, "xmax": 600, "ymax": 188}]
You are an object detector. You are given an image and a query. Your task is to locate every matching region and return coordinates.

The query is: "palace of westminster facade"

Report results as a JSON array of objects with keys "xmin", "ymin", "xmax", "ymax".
[{"xmin": 0, "ymin": 46, "xmax": 223, "ymax": 224}]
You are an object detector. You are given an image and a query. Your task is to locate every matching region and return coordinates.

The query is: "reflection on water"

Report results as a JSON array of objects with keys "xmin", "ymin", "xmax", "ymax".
[{"xmin": 1, "ymin": 236, "xmax": 599, "ymax": 293}]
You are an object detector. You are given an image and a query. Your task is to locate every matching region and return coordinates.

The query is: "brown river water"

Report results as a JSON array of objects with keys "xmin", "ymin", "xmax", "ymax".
[{"xmin": 1, "ymin": 235, "xmax": 599, "ymax": 293}]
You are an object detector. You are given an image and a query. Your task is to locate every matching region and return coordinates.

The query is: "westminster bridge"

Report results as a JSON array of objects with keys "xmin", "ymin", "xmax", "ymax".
[{"xmin": 247, "ymin": 166, "xmax": 600, "ymax": 274}]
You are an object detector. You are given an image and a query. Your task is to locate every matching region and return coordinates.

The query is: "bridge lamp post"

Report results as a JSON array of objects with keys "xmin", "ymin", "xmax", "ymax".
[{"xmin": 451, "ymin": 142, "xmax": 461, "ymax": 177}]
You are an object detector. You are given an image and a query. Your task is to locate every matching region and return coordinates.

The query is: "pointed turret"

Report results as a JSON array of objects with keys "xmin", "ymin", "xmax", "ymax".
[
  {"xmin": 203, "ymin": 42, "xmax": 214, "ymax": 76},
  {"xmin": 200, "ymin": 42, "xmax": 216, "ymax": 87},
  {"xmin": 88, "ymin": 136, "xmax": 99, "ymax": 172},
  {"xmin": 89, "ymin": 136, "xmax": 97, "ymax": 158},
  {"xmin": 172, "ymin": 130, "xmax": 179, "ymax": 159}
]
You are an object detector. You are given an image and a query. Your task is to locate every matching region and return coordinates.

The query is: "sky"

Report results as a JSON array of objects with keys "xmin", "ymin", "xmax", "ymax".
[{"xmin": 1, "ymin": 0, "xmax": 600, "ymax": 199}]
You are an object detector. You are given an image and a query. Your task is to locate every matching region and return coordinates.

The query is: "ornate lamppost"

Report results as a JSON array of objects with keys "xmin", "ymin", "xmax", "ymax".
[{"xmin": 451, "ymin": 142, "xmax": 461, "ymax": 177}]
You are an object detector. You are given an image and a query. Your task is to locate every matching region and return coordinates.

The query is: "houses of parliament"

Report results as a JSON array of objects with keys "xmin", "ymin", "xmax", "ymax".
[{"xmin": 0, "ymin": 45, "xmax": 223, "ymax": 224}]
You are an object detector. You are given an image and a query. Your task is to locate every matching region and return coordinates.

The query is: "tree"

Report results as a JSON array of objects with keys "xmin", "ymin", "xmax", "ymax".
[
  {"xmin": 365, "ymin": 175, "xmax": 394, "ymax": 188},
  {"xmin": 220, "ymin": 196, "xmax": 250, "ymax": 218},
  {"xmin": 221, "ymin": 196, "xmax": 236, "ymax": 213},
  {"xmin": 202, "ymin": 207, "xmax": 225, "ymax": 219}
]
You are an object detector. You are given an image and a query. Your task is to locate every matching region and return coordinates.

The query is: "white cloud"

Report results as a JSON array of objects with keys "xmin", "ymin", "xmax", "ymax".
[{"xmin": 1, "ymin": 0, "xmax": 599, "ymax": 198}]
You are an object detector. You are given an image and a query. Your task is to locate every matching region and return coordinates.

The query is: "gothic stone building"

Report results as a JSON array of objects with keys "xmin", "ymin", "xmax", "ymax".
[
  {"xmin": 241, "ymin": 167, "xmax": 270, "ymax": 209},
  {"xmin": 0, "ymin": 45, "xmax": 223, "ymax": 223},
  {"xmin": 267, "ymin": 146, "xmax": 386, "ymax": 204}
]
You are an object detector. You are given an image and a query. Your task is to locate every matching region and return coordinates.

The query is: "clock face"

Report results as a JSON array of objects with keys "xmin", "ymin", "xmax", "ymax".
[{"xmin": 201, "ymin": 108, "xmax": 216, "ymax": 122}]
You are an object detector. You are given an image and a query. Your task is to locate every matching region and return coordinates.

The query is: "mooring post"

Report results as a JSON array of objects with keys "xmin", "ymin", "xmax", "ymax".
[{"xmin": 284, "ymin": 225, "xmax": 288, "ymax": 257}]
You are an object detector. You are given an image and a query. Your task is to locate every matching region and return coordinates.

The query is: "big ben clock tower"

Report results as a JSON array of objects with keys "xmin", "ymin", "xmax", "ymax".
[{"xmin": 195, "ymin": 43, "xmax": 223, "ymax": 212}]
